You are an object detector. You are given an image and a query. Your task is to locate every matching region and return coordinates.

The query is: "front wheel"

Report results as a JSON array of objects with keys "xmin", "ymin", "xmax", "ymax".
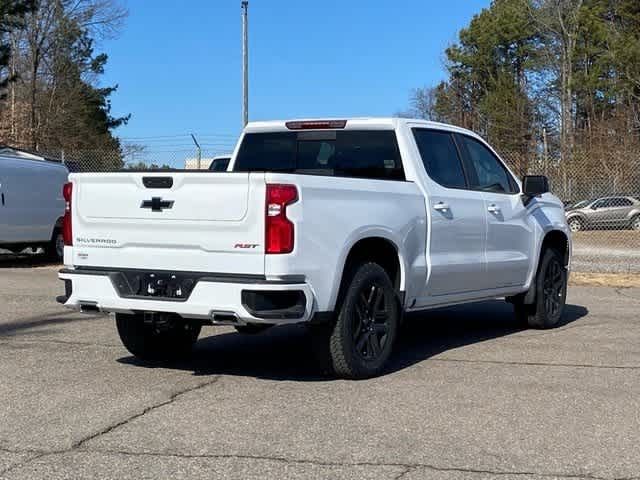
[
  {"xmin": 514, "ymin": 248, "xmax": 567, "ymax": 329},
  {"xmin": 631, "ymin": 215, "xmax": 640, "ymax": 231},
  {"xmin": 326, "ymin": 262, "xmax": 400, "ymax": 379},
  {"xmin": 116, "ymin": 313, "xmax": 201, "ymax": 360}
]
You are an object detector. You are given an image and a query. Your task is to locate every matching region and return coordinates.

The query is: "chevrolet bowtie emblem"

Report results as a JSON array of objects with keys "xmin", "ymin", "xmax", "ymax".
[{"xmin": 141, "ymin": 197, "xmax": 174, "ymax": 212}]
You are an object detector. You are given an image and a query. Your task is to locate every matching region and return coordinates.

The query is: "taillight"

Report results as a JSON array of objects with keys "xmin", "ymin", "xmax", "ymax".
[
  {"xmin": 265, "ymin": 184, "xmax": 297, "ymax": 254},
  {"xmin": 62, "ymin": 182, "xmax": 73, "ymax": 246}
]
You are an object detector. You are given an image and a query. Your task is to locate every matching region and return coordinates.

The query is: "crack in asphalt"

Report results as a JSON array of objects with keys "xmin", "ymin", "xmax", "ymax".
[
  {"xmin": 431, "ymin": 357, "xmax": 640, "ymax": 370},
  {"xmin": 0, "ymin": 376, "xmax": 221, "ymax": 478},
  {"xmin": 392, "ymin": 465, "xmax": 415, "ymax": 479},
  {"xmin": 72, "ymin": 376, "xmax": 222, "ymax": 450},
  {"xmin": 36, "ymin": 448, "xmax": 621, "ymax": 480},
  {"xmin": 0, "ymin": 431, "xmax": 632, "ymax": 480},
  {"xmin": 614, "ymin": 288, "xmax": 640, "ymax": 303}
]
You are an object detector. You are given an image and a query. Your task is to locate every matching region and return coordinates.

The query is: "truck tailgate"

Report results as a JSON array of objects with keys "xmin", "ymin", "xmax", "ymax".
[{"xmin": 69, "ymin": 172, "xmax": 266, "ymax": 275}]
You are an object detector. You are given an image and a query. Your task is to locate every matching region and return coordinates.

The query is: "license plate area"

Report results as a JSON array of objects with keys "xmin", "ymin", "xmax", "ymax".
[{"xmin": 109, "ymin": 271, "xmax": 198, "ymax": 301}]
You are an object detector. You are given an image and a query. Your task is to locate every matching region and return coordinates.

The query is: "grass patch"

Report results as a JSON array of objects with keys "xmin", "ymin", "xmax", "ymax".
[{"xmin": 570, "ymin": 272, "xmax": 640, "ymax": 288}]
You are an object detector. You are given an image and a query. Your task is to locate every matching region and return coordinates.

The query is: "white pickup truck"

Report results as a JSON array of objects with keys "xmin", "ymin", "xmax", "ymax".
[{"xmin": 58, "ymin": 118, "xmax": 571, "ymax": 378}]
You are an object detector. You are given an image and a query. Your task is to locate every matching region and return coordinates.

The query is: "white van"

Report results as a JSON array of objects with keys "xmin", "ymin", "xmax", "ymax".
[{"xmin": 0, "ymin": 154, "xmax": 68, "ymax": 260}]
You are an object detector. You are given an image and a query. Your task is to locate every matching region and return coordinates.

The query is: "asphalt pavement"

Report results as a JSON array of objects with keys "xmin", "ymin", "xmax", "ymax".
[{"xmin": 1, "ymin": 262, "xmax": 639, "ymax": 479}]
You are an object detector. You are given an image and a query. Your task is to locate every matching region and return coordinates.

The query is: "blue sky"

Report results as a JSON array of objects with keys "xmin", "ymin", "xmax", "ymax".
[{"xmin": 101, "ymin": 0, "xmax": 489, "ymax": 159}]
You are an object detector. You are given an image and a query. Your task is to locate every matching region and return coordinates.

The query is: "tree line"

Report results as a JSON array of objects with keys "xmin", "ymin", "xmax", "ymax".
[
  {"xmin": 403, "ymin": 0, "xmax": 640, "ymax": 179},
  {"xmin": 0, "ymin": 0, "xmax": 128, "ymax": 158}
]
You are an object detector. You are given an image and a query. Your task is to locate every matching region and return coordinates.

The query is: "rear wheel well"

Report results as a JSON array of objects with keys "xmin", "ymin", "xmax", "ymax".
[
  {"xmin": 342, "ymin": 237, "xmax": 401, "ymax": 288},
  {"xmin": 335, "ymin": 237, "xmax": 402, "ymax": 312},
  {"xmin": 541, "ymin": 230, "xmax": 569, "ymax": 267}
]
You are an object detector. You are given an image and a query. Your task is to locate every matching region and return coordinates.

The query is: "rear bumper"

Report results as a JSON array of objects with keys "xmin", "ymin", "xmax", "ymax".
[{"xmin": 58, "ymin": 268, "xmax": 316, "ymax": 325}]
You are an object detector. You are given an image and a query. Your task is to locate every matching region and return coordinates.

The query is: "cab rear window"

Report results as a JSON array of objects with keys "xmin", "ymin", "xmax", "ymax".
[{"xmin": 233, "ymin": 130, "xmax": 405, "ymax": 181}]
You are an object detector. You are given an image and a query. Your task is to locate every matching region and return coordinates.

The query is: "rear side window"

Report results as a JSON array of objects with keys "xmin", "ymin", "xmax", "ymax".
[
  {"xmin": 234, "ymin": 130, "xmax": 404, "ymax": 181},
  {"xmin": 457, "ymin": 135, "xmax": 517, "ymax": 194},
  {"xmin": 412, "ymin": 129, "xmax": 466, "ymax": 189}
]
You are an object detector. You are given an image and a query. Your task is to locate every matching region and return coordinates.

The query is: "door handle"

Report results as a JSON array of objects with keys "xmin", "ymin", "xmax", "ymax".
[
  {"xmin": 1, "ymin": 193, "xmax": 4, "ymax": 206},
  {"xmin": 488, "ymin": 204, "xmax": 501, "ymax": 214},
  {"xmin": 433, "ymin": 202, "xmax": 450, "ymax": 212}
]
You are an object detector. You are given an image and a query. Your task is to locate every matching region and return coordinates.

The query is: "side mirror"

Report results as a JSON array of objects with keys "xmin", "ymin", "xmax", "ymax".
[{"xmin": 522, "ymin": 175, "xmax": 549, "ymax": 197}]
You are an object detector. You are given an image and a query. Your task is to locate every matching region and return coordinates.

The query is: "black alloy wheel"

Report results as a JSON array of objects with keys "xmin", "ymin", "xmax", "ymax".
[
  {"xmin": 542, "ymin": 256, "xmax": 565, "ymax": 318},
  {"xmin": 352, "ymin": 282, "xmax": 391, "ymax": 362}
]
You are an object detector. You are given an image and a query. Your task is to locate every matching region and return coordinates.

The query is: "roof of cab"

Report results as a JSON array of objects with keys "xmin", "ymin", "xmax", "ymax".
[{"xmin": 243, "ymin": 117, "xmax": 484, "ymax": 141}]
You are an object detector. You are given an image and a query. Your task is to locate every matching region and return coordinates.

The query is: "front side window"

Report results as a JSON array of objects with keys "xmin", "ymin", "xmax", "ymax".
[
  {"xmin": 412, "ymin": 129, "xmax": 466, "ymax": 189},
  {"xmin": 234, "ymin": 130, "xmax": 404, "ymax": 181},
  {"xmin": 458, "ymin": 135, "xmax": 517, "ymax": 194}
]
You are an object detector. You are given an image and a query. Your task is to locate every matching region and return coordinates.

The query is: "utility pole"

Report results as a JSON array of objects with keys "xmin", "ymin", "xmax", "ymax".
[
  {"xmin": 190, "ymin": 134, "xmax": 202, "ymax": 169},
  {"xmin": 241, "ymin": 1, "xmax": 249, "ymax": 127}
]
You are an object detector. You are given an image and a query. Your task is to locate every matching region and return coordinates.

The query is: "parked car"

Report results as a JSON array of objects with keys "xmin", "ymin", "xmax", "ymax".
[
  {"xmin": 565, "ymin": 196, "xmax": 640, "ymax": 232},
  {"xmin": 0, "ymin": 154, "xmax": 68, "ymax": 259},
  {"xmin": 208, "ymin": 155, "xmax": 231, "ymax": 172},
  {"xmin": 57, "ymin": 118, "xmax": 571, "ymax": 378}
]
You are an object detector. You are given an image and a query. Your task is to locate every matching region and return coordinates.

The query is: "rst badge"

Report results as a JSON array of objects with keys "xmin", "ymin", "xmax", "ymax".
[{"xmin": 234, "ymin": 243, "xmax": 259, "ymax": 249}]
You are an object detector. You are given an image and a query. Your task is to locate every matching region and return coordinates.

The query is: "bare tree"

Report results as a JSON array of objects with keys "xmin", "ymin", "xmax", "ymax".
[
  {"xmin": 528, "ymin": 0, "xmax": 584, "ymax": 162},
  {"xmin": 397, "ymin": 86, "xmax": 439, "ymax": 120},
  {"xmin": 15, "ymin": 0, "xmax": 127, "ymax": 149}
]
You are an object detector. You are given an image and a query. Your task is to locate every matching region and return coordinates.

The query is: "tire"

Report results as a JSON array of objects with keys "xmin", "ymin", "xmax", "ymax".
[
  {"xmin": 514, "ymin": 248, "xmax": 567, "ymax": 329},
  {"xmin": 631, "ymin": 215, "xmax": 640, "ymax": 231},
  {"xmin": 568, "ymin": 217, "xmax": 583, "ymax": 232},
  {"xmin": 45, "ymin": 228, "xmax": 64, "ymax": 261},
  {"xmin": 324, "ymin": 262, "xmax": 400, "ymax": 379},
  {"xmin": 116, "ymin": 313, "xmax": 201, "ymax": 360},
  {"xmin": 234, "ymin": 324, "xmax": 272, "ymax": 335}
]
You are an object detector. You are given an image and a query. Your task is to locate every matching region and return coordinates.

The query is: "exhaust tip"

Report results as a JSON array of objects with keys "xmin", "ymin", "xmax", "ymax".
[
  {"xmin": 210, "ymin": 311, "xmax": 239, "ymax": 324},
  {"xmin": 79, "ymin": 302, "xmax": 100, "ymax": 313}
]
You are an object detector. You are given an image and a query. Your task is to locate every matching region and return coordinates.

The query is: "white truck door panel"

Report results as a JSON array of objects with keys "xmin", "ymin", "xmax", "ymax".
[
  {"xmin": 408, "ymin": 128, "xmax": 487, "ymax": 300},
  {"xmin": 426, "ymin": 190, "xmax": 487, "ymax": 296},
  {"xmin": 453, "ymin": 133, "xmax": 532, "ymax": 289},
  {"xmin": 483, "ymin": 193, "xmax": 533, "ymax": 288}
]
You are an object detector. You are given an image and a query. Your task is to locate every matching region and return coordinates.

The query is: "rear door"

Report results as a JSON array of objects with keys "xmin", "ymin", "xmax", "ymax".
[
  {"xmin": 455, "ymin": 134, "xmax": 532, "ymax": 288},
  {"xmin": 411, "ymin": 129, "xmax": 487, "ymax": 298},
  {"xmin": 70, "ymin": 172, "xmax": 266, "ymax": 275}
]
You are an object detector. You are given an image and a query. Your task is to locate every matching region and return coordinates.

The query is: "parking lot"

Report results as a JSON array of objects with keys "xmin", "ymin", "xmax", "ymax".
[{"xmin": 1, "ymin": 261, "xmax": 639, "ymax": 479}]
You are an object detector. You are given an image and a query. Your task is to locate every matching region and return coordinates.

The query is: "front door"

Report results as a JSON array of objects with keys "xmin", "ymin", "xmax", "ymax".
[{"xmin": 455, "ymin": 134, "xmax": 532, "ymax": 289}]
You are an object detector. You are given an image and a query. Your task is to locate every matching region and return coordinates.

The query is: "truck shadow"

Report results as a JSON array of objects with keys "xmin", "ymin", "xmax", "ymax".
[
  {"xmin": 0, "ymin": 254, "xmax": 60, "ymax": 268},
  {"xmin": 118, "ymin": 300, "xmax": 588, "ymax": 381}
]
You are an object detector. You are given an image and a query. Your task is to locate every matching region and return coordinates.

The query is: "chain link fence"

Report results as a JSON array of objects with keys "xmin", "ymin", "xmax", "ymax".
[
  {"xmin": 53, "ymin": 146, "xmax": 640, "ymax": 274},
  {"xmin": 501, "ymin": 150, "xmax": 640, "ymax": 274}
]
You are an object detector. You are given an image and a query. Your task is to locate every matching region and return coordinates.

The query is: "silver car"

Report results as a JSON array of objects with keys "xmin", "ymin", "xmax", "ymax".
[{"xmin": 565, "ymin": 196, "xmax": 640, "ymax": 232}]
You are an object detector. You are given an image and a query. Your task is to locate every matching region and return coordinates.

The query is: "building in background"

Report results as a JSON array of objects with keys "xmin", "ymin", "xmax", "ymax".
[{"xmin": 184, "ymin": 154, "xmax": 232, "ymax": 170}]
